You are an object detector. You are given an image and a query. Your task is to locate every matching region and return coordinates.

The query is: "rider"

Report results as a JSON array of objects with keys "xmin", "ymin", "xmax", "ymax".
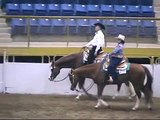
[
  {"xmin": 107, "ymin": 34, "xmax": 125, "ymax": 83},
  {"xmin": 83, "ymin": 23, "xmax": 105, "ymax": 64}
]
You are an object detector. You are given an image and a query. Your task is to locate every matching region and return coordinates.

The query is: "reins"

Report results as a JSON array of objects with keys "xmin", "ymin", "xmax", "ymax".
[
  {"xmin": 52, "ymin": 74, "xmax": 69, "ymax": 82},
  {"xmin": 75, "ymin": 81, "xmax": 94, "ymax": 93}
]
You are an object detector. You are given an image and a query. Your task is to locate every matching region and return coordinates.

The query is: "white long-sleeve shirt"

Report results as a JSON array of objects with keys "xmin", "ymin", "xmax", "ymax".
[{"xmin": 85, "ymin": 30, "xmax": 105, "ymax": 52}]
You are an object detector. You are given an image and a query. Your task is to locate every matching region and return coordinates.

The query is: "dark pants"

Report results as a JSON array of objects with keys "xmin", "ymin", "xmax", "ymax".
[
  {"xmin": 85, "ymin": 46, "xmax": 102, "ymax": 64},
  {"xmin": 108, "ymin": 57, "xmax": 123, "ymax": 80}
]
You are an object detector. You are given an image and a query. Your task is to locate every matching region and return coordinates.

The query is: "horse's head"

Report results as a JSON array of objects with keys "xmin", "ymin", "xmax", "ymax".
[
  {"xmin": 49, "ymin": 61, "xmax": 61, "ymax": 81},
  {"xmin": 69, "ymin": 69, "xmax": 79, "ymax": 91}
]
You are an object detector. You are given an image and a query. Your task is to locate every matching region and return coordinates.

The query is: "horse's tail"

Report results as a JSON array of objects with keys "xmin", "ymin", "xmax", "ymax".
[
  {"xmin": 142, "ymin": 66, "xmax": 153, "ymax": 104},
  {"xmin": 143, "ymin": 66, "xmax": 153, "ymax": 91}
]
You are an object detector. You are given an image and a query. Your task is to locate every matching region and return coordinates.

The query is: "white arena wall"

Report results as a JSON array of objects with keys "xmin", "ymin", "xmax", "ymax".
[{"xmin": 0, "ymin": 63, "xmax": 160, "ymax": 97}]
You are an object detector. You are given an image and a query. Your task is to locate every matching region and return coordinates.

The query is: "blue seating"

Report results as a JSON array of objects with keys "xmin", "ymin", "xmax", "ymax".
[
  {"xmin": 140, "ymin": 20, "xmax": 156, "ymax": 37},
  {"xmin": 66, "ymin": 19, "xmax": 77, "ymax": 35},
  {"xmin": 29, "ymin": 18, "xmax": 39, "ymax": 34},
  {"xmin": 141, "ymin": 6, "xmax": 154, "ymax": 17},
  {"xmin": 5, "ymin": 1, "xmax": 155, "ymax": 17},
  {"xmin": 78, "ymin": 0, "xmax": 89, "ymax": 5},
  {"xmin": 6, "ymin": 4, "xmax": 20, "ymax": 15},
  {"xmin": 101, "ymin": 5, "xmax": 113, "ymax": 16},
  {"xmin": 61, "ymin": 0, "xmax": 76, "ymax": 4},
  {"xmin": 87, "ymin": 5, "xmax": 100, "ymax": 16},
  {"xmin": 101, "ymin": 0, "xmax": 112, "ymax": 5},
  {"xmin": 11, "ymin": 18, "xmax": 26, "ymax": 35},
  {"xmin": 115, "ymin": 20, "xmax": 129, "ymax": 36},
  {"xmin": 140, "ymin": 0, "xmax": 153, "ymax": 6},
  {"xmin": 47, "ymin": 4, "xmax": 61, "ymax": 16},
  {"xmin": 34, "ymin": 4, "xmax": 47, "ymax": 16},
  {"xmin": 128, "ymin": 5, "xmax": 140, "ymax": 17},
  {"xmin": 114, "ymin": 5, "xmax": 127, "ymax": 16},
  {"xmin": 6, "ymin": 0, "xmax": 156, "ymax": 37},
  {"xmin": 103, "ymin": 19, "xmax": 116, "ymax": 36},
  {"xmin": 20, "ymin": 4, "xmax": 34, "ymax": 15},
  {"xmin": 61, "ymin": 4, "xmax": 74, "ymax": 16},
  {"xmin": 89, "ymin": 19, "xmax": 102, "ymax": 34},
  {"xmin": 89, "ymin": 0, "xmax": 100, "ymax": 5},
  {"xmin": 77, "ymin": 19, "xmax": 89, "ymax": 35},
  {"xmin": 115, "ymin": 0, "xmax": 126, "ymax": 5},
  {"xmin": 128, "ymin": 20, "xmax": 141, "ymax": 36},
  {"xmin": 74, "ymin": 4, "xmax": 87, "ymax": 16},
  {"xmin": 127, "ymin": 0, "xmax": 139, "ymax": 5},
  {"xmin": 35, "ymin": 0, "xmax": 56, "ymax": 4},
  {"xmin": 13, "ymin": 0, "xmax": 63, "ymax": 4},
  {"xmin": 51, "ymin": 19, "xmax": 66, "ymax": 35},
  {"xmin": 51, "ymin": 0, "xmax": 63, "ymax": 4},
  {"xmin": 38, "ymin": 19, "xmax": 52, "ymax": 34}
]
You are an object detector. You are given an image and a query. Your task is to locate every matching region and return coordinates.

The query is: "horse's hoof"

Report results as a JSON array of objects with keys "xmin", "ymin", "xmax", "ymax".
[
  {"xmin": 94, "ymin": 106, "xmax": 99, "ymax": 109},
  {"xmin": 132, "ymin": 107, "xmax": 137, "ymax": 111},
  {"xmin": 75, "ymin": 97, "xmax": 80, "ymax": 100}
]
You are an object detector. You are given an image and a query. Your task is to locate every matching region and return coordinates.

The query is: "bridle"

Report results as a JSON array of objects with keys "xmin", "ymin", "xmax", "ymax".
[{"xmin": 49, "ymin": 60, "xmax": 69, "ymax": 82}]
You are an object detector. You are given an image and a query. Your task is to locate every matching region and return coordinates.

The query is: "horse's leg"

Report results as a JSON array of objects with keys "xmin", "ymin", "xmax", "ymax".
[
  {"xmin": 124, "ymin": 81, "xmax": 134, "ymax": 100},
  {"xmin": 128, "ymin": 81, "xmax": 136, "ymax": 98},
  {"xmin": 75, "ymin": 78, "xmax": 85, "ymax": 100},
  {"xmin": 112, "ymin": 83, "xmax": 121, "ymax": 100},
  {"xmin": 94, "ymin": 84, "xmax": 109, "ymax": 109},
  {"xmin": 141, "ymin": 88, "xmax": 152, "ymax": 110},
  {"xmin": 132, "ymin": 90, "xmax": 141, "ymax": 111}
]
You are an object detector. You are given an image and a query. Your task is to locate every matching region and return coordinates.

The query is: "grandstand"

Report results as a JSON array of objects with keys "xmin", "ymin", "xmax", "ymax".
[{"xmin": 0, "ymin": 0, "xmax": 160, "ymax": 57}]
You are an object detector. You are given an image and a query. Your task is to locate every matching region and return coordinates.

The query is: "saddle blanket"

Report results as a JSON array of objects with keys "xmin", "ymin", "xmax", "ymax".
[{"xmin": 103, "ymin": 62, "xmax": 131, "ymax": 75}]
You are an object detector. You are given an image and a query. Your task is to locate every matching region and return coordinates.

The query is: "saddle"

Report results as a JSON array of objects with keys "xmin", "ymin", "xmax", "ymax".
[{"xmin": 103, "ymin": 57, "xmax": 130, "ymax": 75}]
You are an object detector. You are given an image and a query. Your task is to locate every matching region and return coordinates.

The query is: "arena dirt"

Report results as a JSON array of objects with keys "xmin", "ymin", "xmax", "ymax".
[{"xmin": 0, "ymin": 94, "xmax": 160, "ymax": 119}]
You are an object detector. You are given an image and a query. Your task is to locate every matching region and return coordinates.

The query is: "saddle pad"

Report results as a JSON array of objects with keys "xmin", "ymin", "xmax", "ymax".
[{"xmin": 117, "ymin": 63, "xmax": 131, "ymax": 74}]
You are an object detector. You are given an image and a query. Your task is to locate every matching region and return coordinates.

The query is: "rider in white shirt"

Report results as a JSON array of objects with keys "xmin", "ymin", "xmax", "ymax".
[{"xmin": 84, "ymin": 23, "xmax": 105, "ymax": 64}]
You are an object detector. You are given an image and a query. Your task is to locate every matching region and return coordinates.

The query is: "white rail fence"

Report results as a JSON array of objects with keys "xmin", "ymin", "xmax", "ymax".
[{"xmin": 0, "ymin": 62, "xmax": 160, "ymax": 97}]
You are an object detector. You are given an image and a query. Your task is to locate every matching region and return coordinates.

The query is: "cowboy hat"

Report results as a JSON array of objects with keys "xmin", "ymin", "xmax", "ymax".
[
  {"xmin": 115, "ymin": 34, "xmax": 125, "ymax": 41},
  {"xmin": 94, "ymin": 23, "xmax": 105, "ymax": 30}
]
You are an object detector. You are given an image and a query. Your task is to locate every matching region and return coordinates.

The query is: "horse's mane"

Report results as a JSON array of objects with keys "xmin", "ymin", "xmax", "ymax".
[
  {"xmin": 73, "ymin": 63, "xmax": 101, "ymax": 76},
  {"xmin": 55, "ymin": 52, "xmax": 82, "ymax": 66}
]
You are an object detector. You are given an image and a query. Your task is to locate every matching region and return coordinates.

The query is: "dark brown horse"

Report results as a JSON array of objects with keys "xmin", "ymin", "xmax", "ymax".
[
  {"xmin": 70, "ymin": 61, "xmax": 153, "ymax": 110},
  {"xmin": 49, "ymin": 51, "xmax": 130, "ymax": 100}
]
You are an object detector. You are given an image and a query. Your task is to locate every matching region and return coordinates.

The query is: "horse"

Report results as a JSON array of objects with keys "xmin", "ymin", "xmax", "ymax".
[
  {"xmin": 70, "ymin": 56, "xmax": 153, "ymax": 110},
  {"xmin": 49, "ymin": 49, "xmax": 130, "ymax": 100}
]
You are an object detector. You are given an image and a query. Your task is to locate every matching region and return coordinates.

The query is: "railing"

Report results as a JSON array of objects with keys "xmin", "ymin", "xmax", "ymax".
[{"xmin": 1, "ymin": 15, "xmax": 158, "ymax": 48}]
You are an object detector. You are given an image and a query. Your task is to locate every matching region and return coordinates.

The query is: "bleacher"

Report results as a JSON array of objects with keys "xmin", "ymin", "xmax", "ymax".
[{"xmin": 2, "ymin": 0, "xmax": 157, "ymax": 38}]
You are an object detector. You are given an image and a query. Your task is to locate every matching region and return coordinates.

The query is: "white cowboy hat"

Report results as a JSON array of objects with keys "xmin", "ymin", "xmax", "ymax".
[{"xmin": 115, "ymin": 34, "xmax": 125, "ymax": 41}]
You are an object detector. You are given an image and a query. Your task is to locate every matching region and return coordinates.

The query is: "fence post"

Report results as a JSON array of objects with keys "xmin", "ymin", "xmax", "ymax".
[
  {"xmin": 66, "ymin": 18, "xmax": 69, "ymax": 47},
  {"xmin": 27, "ymin": 18, "xmax": 31, "ymax": 48},
  {"xmin": 1, "ymin": 49, "xmax": 7, "ymax": 93}
]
